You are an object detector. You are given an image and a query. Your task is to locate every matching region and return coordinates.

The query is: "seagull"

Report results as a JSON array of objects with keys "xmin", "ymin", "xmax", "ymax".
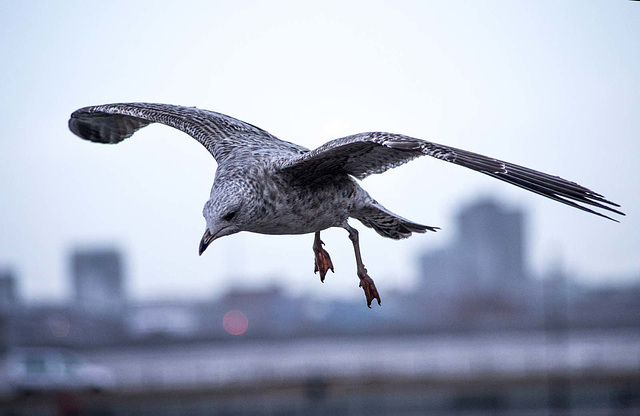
[{"xmin": 69, "ymin": 103, "xmax": 624, "ymax": 307}]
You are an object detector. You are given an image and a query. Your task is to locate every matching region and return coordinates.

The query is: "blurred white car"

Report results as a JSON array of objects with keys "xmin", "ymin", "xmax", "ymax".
[{"xmin": 2, "ymin": 348, "xmax": 114, "ymax": 395}]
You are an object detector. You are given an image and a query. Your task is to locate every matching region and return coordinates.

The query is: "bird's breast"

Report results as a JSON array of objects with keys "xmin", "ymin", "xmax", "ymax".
[{"xmin": 245, "ymin": 174, "xmax": 361, "ymax": 235}]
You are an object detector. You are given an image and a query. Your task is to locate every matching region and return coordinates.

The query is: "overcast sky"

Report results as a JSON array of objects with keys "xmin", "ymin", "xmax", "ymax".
[{"xmin": 1, "ymin": 1, "xmax": 638, "ymax": 303}]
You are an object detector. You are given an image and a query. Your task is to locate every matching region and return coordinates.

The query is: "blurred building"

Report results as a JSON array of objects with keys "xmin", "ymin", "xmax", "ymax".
[
  {"xmin": 0, "ymin": 269, "xmax": 18, "ymax": 350},
  {"xmin": 456, "ymin": 198, "xmax": 526, "ymax": 288},
  {"xmin": 416, "ymin": 198, "xmax": 541, "ymax": 329},
  {"xmin": 420, "ymin": 198, "xmax": 526, "ymax": 295},
  {"xmin": 71, "ymin": 247, "xmax": 126, "ymax": 315},
  {"xmin": 0, "ymin": 269, "xmax": 17, "ymax": 309}
]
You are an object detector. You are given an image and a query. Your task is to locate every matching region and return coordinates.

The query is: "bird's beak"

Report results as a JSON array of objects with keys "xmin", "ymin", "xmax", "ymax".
[{"xmin": 199, "ymin": 229, "xmax": 215, "ymax": 256}]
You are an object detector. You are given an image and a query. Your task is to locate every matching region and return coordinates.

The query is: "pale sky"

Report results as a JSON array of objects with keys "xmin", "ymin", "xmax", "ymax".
[{"xmin": 1, "ymin": 1, "xmax": 638, "ymax": 303}]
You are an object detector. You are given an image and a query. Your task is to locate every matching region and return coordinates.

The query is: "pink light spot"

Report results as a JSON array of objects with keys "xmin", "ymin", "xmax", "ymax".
[{"xmin": 223, "ymin": 310, "xmax": 249, "ymax": 335}]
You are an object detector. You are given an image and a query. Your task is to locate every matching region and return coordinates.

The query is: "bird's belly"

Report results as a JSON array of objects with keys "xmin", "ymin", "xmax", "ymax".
[
  {"xmin": 249, "ymin": 206, "xmax": 346, "ymax": 235},
  {"xmin": 242, "ymin": 172, "xmax": 363, "ymax": 236},
  {"xmin": 248, "ymin": 188, "xmax": 353, "ymax": 235}
]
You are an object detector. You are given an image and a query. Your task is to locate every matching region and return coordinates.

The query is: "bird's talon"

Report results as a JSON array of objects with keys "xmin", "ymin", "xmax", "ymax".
[
  {"xmin": 313, "ymin": 246, "xmax": 334, "ymax": 283},
  {"xmin": 358, "ymin": 274, "xmax": 381, "ymax": 307}
]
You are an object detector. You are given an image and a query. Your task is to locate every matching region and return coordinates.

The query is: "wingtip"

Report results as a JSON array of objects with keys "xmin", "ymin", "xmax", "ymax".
[{"xmin": 68, "ymin": 110, "xmax": 106, "ymax": 143}]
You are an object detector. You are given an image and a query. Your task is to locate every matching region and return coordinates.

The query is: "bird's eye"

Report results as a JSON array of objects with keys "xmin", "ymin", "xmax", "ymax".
[{"xmin": 223, "ymin": 211, "xmax": 236, "ymax": 221}]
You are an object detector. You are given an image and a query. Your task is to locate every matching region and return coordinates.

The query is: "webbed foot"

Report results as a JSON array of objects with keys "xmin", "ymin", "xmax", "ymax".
[
  {"xmin": 358, "ymin": 269, "xmax": 381, "ymax": 308},
  {"xmin": 313, "ymin": 232, "xmax": 334, "ymax": 282}
]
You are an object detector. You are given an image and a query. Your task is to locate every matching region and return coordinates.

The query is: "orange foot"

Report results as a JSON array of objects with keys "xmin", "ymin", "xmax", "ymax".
[
  {"xmin": 358, "ymin": 271, "xmax": 381, "ymax": 308},
  {"xmin": 313, "ymin": 241, "xmax": 334, "ymax": 282}
]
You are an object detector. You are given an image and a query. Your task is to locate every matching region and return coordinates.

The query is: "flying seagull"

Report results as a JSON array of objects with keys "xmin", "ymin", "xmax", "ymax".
[{"xmin": 69, "ymin": 103, "xmax": 624, "ymax": 307}]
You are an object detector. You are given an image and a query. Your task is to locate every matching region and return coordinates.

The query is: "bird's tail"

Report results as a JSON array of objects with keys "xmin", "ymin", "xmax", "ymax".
[{"xmin": 353, "ymin": 203, "xmax": 438, "ymax": 240}]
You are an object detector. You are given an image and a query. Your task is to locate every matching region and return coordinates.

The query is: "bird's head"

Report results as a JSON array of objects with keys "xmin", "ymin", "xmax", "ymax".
[{"xmin": 199, "ymin": 181, "xmax": 247, "ymax": 256}]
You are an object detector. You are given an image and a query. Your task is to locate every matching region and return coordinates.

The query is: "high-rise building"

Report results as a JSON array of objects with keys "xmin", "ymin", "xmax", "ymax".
[
  {"xmin": 71, "ymin": 248, "xmax": 125, "ymax": 314},
  {"xmin": 455, "ymin": 198, "xmax": 526, "ymax": 288},
  {"xmin": 420, "ymin": 198, "xmax": 527, "ymax": 296},
  {"xmin": 0, "ymin": 269, "xmax": 17, "ymax": 308}
]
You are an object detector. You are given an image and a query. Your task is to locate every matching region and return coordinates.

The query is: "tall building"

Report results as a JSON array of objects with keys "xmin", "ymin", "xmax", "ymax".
[
  {"xmin": 455, "ymin": 198, "xmax": 526, "ymax": 289},
  {"xmin": 71, "ymin": 248, "xmax": 125, "ymax": 314},
  {"xmin": 420, "ymin": 198, "xmax": 527, "ymax": 296},
  {"xmin": 0, "ymin": 269, "xmax": 17, "ymax": 309}
]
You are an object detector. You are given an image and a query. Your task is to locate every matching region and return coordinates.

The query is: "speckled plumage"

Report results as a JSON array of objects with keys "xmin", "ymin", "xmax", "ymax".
[{"xmin": 69, "ymin": 103, "xmax": 624, "ymax": 307}]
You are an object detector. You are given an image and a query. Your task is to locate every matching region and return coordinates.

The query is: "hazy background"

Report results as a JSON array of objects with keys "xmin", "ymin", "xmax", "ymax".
[{"xmin": 1, "ymin": 0, "xmax": 638, "ymax": 303}]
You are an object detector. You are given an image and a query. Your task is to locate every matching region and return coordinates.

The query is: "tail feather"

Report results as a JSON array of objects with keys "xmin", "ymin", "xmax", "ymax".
[{"xmin": 354, "ymin": 204, "xmax": 438, "ymax": 240}]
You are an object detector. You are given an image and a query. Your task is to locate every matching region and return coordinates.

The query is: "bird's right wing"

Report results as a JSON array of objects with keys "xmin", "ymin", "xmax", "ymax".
[
  {"xmin": 69, "ymin": 103, "xmax": 304, "ymax": 164},
  {"xmin": 280, "ymin": 132, "xmax": 624, "ymax": 221}
]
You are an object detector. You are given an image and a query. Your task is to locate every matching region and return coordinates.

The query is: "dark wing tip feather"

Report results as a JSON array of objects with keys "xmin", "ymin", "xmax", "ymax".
[
  {"xmin": 69, "ymin": 108, "xmax": 151, "ymax": 144},
  {"xmin": 421, "ymin": 141, "xmax": 625, "ymax": 222},
  {"xmin": 485, "ymin": 170, "xmax": 624, "ymax": 222}
]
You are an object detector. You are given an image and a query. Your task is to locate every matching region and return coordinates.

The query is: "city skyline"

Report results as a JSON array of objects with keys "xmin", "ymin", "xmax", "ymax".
[{"xmin": 1, "ymin": 195, "xmax": 638, "ymax": 347}]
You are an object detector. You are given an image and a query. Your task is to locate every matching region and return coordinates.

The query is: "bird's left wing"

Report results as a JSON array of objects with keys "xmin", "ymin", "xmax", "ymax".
[
  {"xmin": 69, "ymin": 103, "xmax": 303, "ymax": 164},
  {"xmin": 279, "ymin": 132, "xmax": 624, "ymax": 221}
]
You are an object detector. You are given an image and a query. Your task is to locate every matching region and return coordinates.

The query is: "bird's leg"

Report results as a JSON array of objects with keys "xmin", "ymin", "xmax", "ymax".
[
  {"xmin": 346, "ymin": 225, "xmax": 381, "ymax": 308},
  {"xmin": 313, "ymin": 231, "xmax": 334, "ymax": 282}
]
